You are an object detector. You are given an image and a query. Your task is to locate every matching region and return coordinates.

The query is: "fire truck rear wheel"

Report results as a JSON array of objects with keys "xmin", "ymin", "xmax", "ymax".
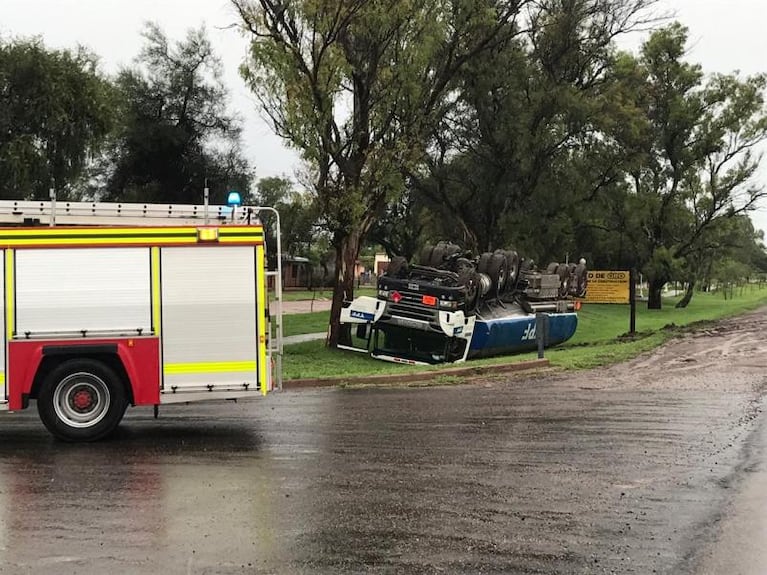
[{"xmin": 37, "ymin": 359, "xmax": 128, "ymax": 442}]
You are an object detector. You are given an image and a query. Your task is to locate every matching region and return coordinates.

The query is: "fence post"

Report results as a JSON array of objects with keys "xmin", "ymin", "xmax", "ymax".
[{"xmin": 536, "ymin": 313, "xmax": 549, "ymax": 359}]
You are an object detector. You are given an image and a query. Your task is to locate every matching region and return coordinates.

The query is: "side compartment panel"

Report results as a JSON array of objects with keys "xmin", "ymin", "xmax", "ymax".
[
  {"xmin": 160, "ymin": 247, "xmax": 258, "ymax": 393},
  {"xmin": 15, "ymin": 248, "xmax": 151, "ymax": 336}
]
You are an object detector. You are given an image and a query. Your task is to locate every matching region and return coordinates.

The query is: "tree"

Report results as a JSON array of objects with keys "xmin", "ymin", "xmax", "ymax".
[
  {"xmin": 409, "ymin": 0, "xmax": 659, "ymax": 260},
  {"xmin": 673, "ymin": 215, "xmax": 767, "ymax": 307},
  {"xmin": 104, "ymin": 23, "xmax": 251, "ymax": 203},
  {"xmin": 234, "ymin": 0, "xmax": 533, "ymax": 346},
  {"xmin": 618, "ymin": 24, "xmax": 767, "ymax": 309},
  {"xmin": 0, "ymin": 38, "xmax": 114, "ymax": 199},
  {"xmin": 254, "ymin": 176, "xmax": 319, "ymax": 265},
  {"xmin": 367, "ymin": 185, "xmax": 430, "ymax": 261}
]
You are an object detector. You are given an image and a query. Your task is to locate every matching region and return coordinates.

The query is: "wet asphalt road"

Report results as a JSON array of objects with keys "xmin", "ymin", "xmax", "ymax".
[{"xmin": 1, "ymin": 310, "xmax": 767, "ymax": 574}]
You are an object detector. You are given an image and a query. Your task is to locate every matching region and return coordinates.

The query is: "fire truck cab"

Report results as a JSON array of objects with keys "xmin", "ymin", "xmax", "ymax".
[{"xmin": 0, "ymin": 199, "xmax": 282, "ymax": 441}]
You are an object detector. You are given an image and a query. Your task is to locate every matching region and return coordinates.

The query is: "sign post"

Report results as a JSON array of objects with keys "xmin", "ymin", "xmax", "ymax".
[
  {"xmin": 580, "ymin": 270, "xmax": 635, "ymax": 335},
  {"xmin": 535, "ymin": 313, "xmax": 549, "ymax": 359}
]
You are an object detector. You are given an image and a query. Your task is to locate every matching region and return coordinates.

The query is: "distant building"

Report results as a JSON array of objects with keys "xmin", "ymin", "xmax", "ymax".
[
  {"xmin": 374, "ymin": 253, "xmax": 390, "ymax": 276},
  {"xmin": 283, "ymin": 256, "xmax": 311, "ymax": 288}
]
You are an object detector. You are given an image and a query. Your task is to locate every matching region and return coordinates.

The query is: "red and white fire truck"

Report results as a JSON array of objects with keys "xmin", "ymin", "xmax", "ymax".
[{"xmin": 0, "ymin": 198, "xmax": 282, "ymax": 441}]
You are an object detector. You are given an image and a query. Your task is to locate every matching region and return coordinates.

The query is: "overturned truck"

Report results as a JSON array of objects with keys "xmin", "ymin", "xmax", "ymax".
[{"xmin": 340, "ymin": 242, "xmax": 587, "ymax": 365}]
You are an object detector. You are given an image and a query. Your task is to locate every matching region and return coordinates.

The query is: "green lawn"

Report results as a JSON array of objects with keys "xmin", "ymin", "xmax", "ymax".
[
  {"xmin": 280, "ymin": 286, "xmax": 767, "ymax": 381},
  {"xmin": 282, "ymin": 311, "xmax": 329, "ymax": 337},
  {"xmin": 571, "ymin": 285, "xmax": 767, "ymax": 344}
]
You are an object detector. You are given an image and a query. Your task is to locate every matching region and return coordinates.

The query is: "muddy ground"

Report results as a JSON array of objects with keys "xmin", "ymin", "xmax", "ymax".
[{"xmin": 0, "ymin": 310, "xmax": 765, "ymax": 574}]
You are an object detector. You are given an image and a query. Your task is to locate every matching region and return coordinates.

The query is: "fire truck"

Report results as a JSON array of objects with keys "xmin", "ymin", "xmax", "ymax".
[{"xmin": 0, "ymin": 197, "xmax": 282, "ymax": 441}]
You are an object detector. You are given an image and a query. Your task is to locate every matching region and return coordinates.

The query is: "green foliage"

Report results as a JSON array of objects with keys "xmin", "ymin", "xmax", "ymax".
[
  {"xmin": 412, "ymin": 0, "xmax": 658, "ymax": 258},
  {"xmin": 0, "ymin": 38, "xmax": 114, "ymax": 199},
  {"xmin": 103, "ymin": 23, "xmax": 251, "ymax": 203},
  {"xmin": 623, "ymin": 25, "xmax": 767, "ymax": 308},
  {"xmin": 255, "ymin": 176, "xmax": 319, "ymax": 259}
]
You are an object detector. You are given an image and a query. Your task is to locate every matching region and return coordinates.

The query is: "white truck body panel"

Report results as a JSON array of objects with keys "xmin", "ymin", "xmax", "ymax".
[
  {"xmin": 160, "ymin": 246, "xmax": 260, "ymax": 394},
  {"xmin": 15, "ymin": 248, "xmax": 152, "ymax": 337}
]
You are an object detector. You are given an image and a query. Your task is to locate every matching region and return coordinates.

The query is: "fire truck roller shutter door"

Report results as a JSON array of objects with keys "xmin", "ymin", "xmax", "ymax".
[
  {"xmin": 160, "ymin": 246, "xmax": 259, "ymax": 394},
  {"xmin": 15, "ymin": 248, "xmax": 152, "ymax": 336}
]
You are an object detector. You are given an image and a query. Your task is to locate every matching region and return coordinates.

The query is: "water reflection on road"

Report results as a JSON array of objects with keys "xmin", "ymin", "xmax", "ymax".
[{"xmin": 0, "ymin": 402, "xmax": 334, "ymax": 574}]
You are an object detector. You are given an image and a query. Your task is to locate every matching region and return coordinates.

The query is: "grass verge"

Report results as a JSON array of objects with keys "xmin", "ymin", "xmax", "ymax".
[
  {"xmin": 273, "ymin": 287, "xmax": 376, "ymax": 302},
  {"xmin": 283, "ymin": 311, "xmax": 329, "ymax": 337},
  {"xmin": 281, "ymin": 286, "xmax": 767, "ymax": 381}
]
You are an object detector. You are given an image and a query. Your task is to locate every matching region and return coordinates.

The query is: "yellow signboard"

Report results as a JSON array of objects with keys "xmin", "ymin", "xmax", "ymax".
[{"xmin": 582, "ymin": 270, "xmax": 630, "ymax": 304}]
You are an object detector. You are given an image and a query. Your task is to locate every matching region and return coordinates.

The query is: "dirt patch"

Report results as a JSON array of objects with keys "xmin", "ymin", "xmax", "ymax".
[{"xmin": 549, "ymin": 307, "xmax": 767, "ymax": 393}]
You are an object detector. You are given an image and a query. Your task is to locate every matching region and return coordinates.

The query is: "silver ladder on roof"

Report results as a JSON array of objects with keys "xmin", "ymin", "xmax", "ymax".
[{"xmin": 0, "ymin": 193, "xmax": 284, "ymax": 392}]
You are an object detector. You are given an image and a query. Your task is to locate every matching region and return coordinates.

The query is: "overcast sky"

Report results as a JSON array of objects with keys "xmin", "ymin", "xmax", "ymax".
[{"xmin": 3, "ymin": 0, "xmax": 767, "ymax": 232}]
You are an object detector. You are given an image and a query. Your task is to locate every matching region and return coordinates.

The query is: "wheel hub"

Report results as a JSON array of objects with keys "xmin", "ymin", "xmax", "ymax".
[
  {"xmin": 52, "ymin": 372, "xmax": 111, "ymax": 429},
  {"xmin": 72, "ymin": 387, "xmax": 95, "ymax": 411}
]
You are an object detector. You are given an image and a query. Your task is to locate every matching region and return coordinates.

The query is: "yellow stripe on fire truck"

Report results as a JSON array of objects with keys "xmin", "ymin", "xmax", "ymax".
[
  {"xmin": 256, "ymin": 244, "xmax": 269, "ymax": 395},
  {"xmin": 163, "ymin": 361, "xmax": 257, "ymax": 375},
  {"xmin": 0, "ymin": 227, "xmax": 264, "ymax": 248},
  {"xmin": 4, "ymin": 249, "xmax": 14, "ymax": 342}
]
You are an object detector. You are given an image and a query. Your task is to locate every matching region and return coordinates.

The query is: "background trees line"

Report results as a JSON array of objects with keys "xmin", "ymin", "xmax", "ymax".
[
  {"xmin": 1, "ymin": 24, "xmax": 250, "ymax": 205},
  {"xmin": 2, "ymin": 1, "xmax": 767, "ymax": 344}
]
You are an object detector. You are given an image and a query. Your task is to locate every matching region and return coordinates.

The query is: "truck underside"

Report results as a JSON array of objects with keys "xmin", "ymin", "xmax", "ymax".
[{"xmin": 340, "ymin": 242, "xmax": 586, "ymax": 365}]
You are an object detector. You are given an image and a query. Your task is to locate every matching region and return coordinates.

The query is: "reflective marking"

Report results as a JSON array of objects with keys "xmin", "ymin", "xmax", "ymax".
[
  {"xmin": 163, "ymin": 361, "xmax": 257, "ymax": 375},
  {"xmin": 0, "ymin": 226, "xmax": 264, "ymax": 248},
  {"xmin": 5, "ymin": 250, "xmax": 13, "ymax": 341},
  {"xmin": 255, "ymin": 245, "xmax": 268, "ymax": 395},
  {"xmin": 151, "ymin": 247, "xmax": 161, "ymax": 336}
]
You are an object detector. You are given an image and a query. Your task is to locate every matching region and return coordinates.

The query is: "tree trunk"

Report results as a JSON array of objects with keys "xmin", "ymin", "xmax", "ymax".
[
  {"xmin": 647, "ymin": 278, "xmax": 665, "ymax": 310},
  {"xmin": 675, "ymin": 280, "xmax": 696, "ymax": 308},
  {"xmin": 327, "ymin": 231, "xmax": 362, "ymax": 348}
]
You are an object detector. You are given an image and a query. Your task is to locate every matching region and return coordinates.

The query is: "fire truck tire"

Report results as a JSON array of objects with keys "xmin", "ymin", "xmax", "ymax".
[
  {"xmin": 458, "ymin": 270, "xmax": 479, "ymax": 311},
  {"xmin": 558, "ymin": 264, "xmax": 571, "ymax": 297},
  {"xmin": 566, "ymin": 263, "xmax": 577, "ymax": 296},
  {"xmin": 442, "ymin": 242, "xmax": 461, "ymax": 261},
  {"xmin": 37, "ymin": 358, "xmax": 128, "ymax": 442},
  {"xmin": 575, "ymin": 263, "xmax": 588, "ymax": 297},
  {"xmin": 493, "ymin": 250, "xmax": 510, "ymax": 292}
]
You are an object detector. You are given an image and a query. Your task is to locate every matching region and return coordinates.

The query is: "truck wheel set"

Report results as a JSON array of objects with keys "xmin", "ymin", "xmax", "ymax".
[{"xmin": 387, "ymin": 241, "xmax": 587, "ymax": 312}]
